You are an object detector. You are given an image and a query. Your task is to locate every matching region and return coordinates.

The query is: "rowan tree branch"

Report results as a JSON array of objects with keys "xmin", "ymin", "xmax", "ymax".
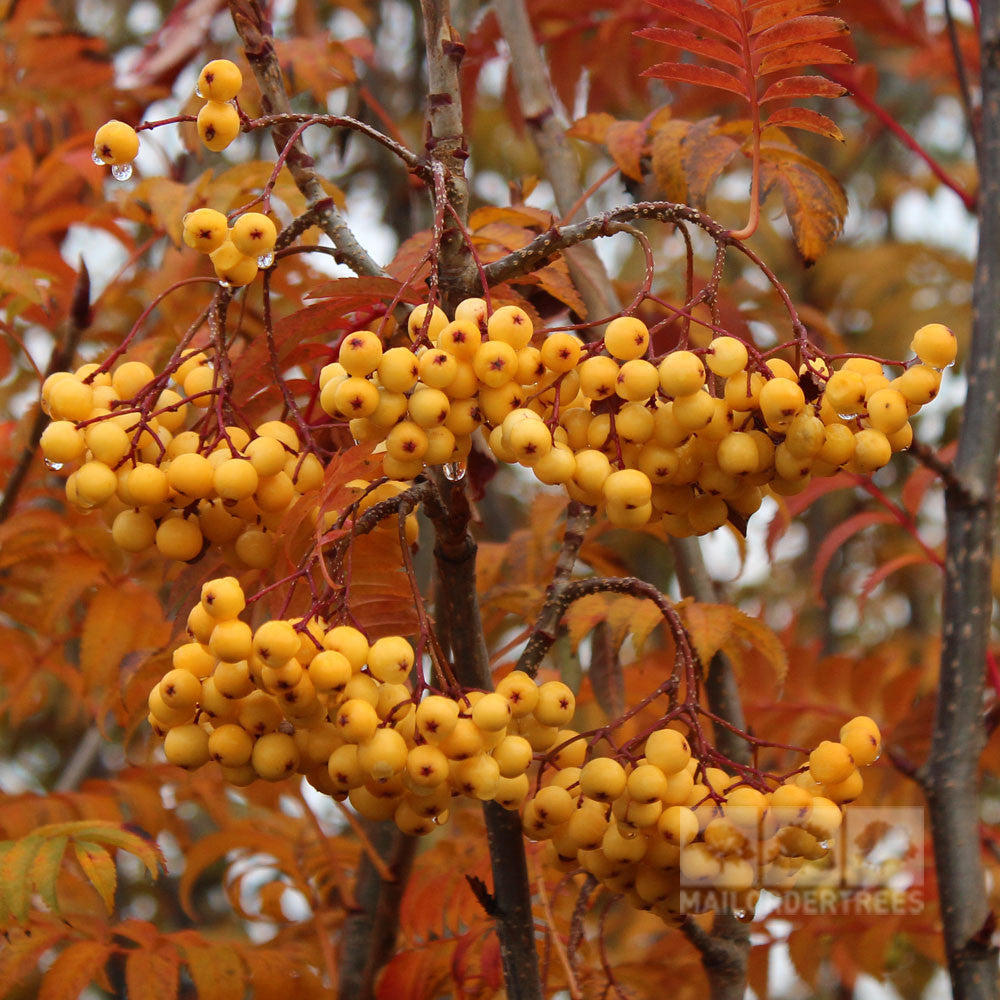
[
  {"xmin": 516, "ymin": 502, "xmax": 593, "ymax": 677},
  {"xmin": 422, "ymin": 471, "xmax": 543, "ymax": 1000},
  {"xmin": 924, "ymin": 3, "xmax": 1000, "ymax": 994},
  {"xmin": 0, "ymin": 263, "xmax": 90, "ymax": 524},
  {"xmin": 419, "ymin": 0, "xmax": 475, "ymax": 299},
  {"xmin": 337, "ymin": 822, "xmax": 418, "ymax": 1000},
  {"xmin": 493, "ymin": 0, "xmax": 617, "ymax": 323},
  {"xmin": 228, "ymin": 0, "xmax": 385, "ymax": 277}
]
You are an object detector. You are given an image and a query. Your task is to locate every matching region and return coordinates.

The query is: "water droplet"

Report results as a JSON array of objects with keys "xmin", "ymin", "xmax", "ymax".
[
  {"xmin": 256, "ymin": 251, "xmax": 275, "ymax": 268},
  {"xmin": 195, "ymin": 85, "xmax": 204, "ymax": 98},
  {"xmin": 111, "ymin": 163, "xmax": 133, "ymax": 181},
  {"xmin": 443, "ymin": 461, "xmax": 466, "ymax": 482},
  {"xmin": 91, "ymin": 149, "xmax": 105, "ymax": 165},
  {"xmin": 218, "ymin": 279, "xmax": 231, "ymax": 289},
  {"xmin": 44, "ymin": 459, "xmax": 64, "ymax": 471},
  {"xmin": 182, "ymin": 212, "xmax": 192, "ymax": 225}
]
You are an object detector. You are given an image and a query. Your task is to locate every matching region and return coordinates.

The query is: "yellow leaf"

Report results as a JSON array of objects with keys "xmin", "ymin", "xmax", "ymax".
[
  {"xmin": 125, "ymin": 947, "xmax": 180, "ymax": 1000},
  {"xmin": 73, "ymin": 841, "xmax": 116, "ymax": 913},
  {"xmin": 650, "ymin": 119, "xmax": 691, "ymax": 203},
  {"xmin": 29, "ymin": 834, "xmax": 67, "ymax": 913},
  {"xmin": 678, "ymin": 602, "xmax": 735, "ymax": 667},
  {"xmin": 181, "ymin": 942, "xmax": 246, "ymax": 1000},
  {"xmin": 1, "ymin": 834, "xmax": 45, "ymax": 921}
]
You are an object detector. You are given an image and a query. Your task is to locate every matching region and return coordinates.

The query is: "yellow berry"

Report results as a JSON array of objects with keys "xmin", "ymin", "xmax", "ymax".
[
  {"xmin": 197, "ymin": 101, "xmax": 241, "ymax": 152},
  {"xmin": 659, "ymin": 351, "xmax": 705, "ymax": 397},
  {"xmin": 231, "ymin": 212, "xmax": 277, "ymax": 258},
  {"xmin": 40, "ymin": 420, "xmax": 86, "ymax": 464},
  {"xmin": 112, "ymin": 508, "xmax": 157, "ymax": 551},
  {"xmin": 706, "ymin": 337, "xmax": 749, "ymax": 378},
  {"xmin": 208, "ymin": 724, "xmax": 254, "ymax": 767},
  {"xmin": 164, "ymin": 724, "xmax": 210, "ymax": 769},
  {"xmin": 94, "ymin": 120, "xmax": 139, "ymax": 166},
  {"xmin": 808, "ymin": 740, "xmax": 855, "ymax": 785},
  {"xmin": 368, "ymin": 635, "xmax": 415, "ymax": 684},
  {"xmin": 408, "ymin": 304, "xmax": 449, "ymax": 343},
  {"xmin": 579, "ymin": 757, "xmax": 626, "ymax": 802},
  {"xmin": 182, "ymin": 208, "xmax": 229, "ymax": 253},
  {"xmin": 644, "ymin": 728, "xmax": 691, "ymax": 774},
  {"xmin": 198, "ymin": 59, "xmax": 243, "ymax": 101},
  {"xmin": 910, "ymin": 323, "xmax": 957, "ymax": 368},
  {"xmin": 252, "ymin": 731, "xmax": 300, "ymax": 781},
  {"xmin": 487, "ymin": 305, "xmax": 533, "ymax": 349},
  {"xmin": 495, "ymin": 672, "xmax": 539, "ymax": 718},
  {"xmin": 603, "ymin": 316, "xmax": 650, "ymax": 361}
]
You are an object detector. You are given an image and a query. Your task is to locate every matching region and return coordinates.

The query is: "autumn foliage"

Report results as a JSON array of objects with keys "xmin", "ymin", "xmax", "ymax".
[{"xmin": 0, "ymin": 0, "xmax": 997, "ymax": 999}]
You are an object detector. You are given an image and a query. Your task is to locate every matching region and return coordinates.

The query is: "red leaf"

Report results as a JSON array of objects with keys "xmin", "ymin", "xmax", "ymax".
[
  {"xmin": 751, "ymin": 15, "xmax": 849, "ymax": 52},
  {"xmin": 634, "ymin": 26, "xmax": 743, "ymax": 69},
  {"xmin": 765, "ymin": 107, "xmax": 844, "ymax": 140},
  {"xmin": 642, "ymin": 61, "xmax": 747, "ymax": 98},
  {"xmin": 860, "ymin": 552, "xmax": 933, "ymax": 606},
  {"xmin": 645, "ymin": 0, "xmax": 742, "ymax": 43},
  {"xmin": 750, "ymin": 0, "xmax": 839, "ymax": 36},
  {"xmin": 304, "ymin": 275, "xmax": 409, "ymax": 301},
  {"xmin": 758, "ymin": 42, "xmax": 852, "ymax": 74},
  {"xmin": 812, "ymin": 510, "xmax": 897, "ymax": 600},
  {"xmin": 760, "ymin": 74, "xmax": 847, "ymax": 102}
]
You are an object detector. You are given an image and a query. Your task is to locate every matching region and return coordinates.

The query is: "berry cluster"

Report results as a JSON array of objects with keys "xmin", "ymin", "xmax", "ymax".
[
  {"xmin": 325, "ymin": 300, "xmax": 955, "ymax": 536},
  {"xmin": 39, "ymin": 356, "xmax": 323, "ymax": 566},
  {"xmin": 195, "ymin": 59, "xmax": 243, "ymax": 153},
  {"xmin": 150, "ymin": 578, "xmax": 581, "ymax": 835},
  {"xmin": 182, "ymin": 208, "xmax": 277, "ymax": 287},
  {"xmin": 523, "ymin": 717, "xmax": 881, "ymax": 919}
]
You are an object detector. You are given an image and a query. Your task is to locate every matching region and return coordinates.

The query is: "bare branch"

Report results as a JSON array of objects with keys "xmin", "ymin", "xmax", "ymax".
[
  {"xmin": 419, "ymin": 0, "xmax": 475, "ymax": 297},
  {"xmin": 493, "ymin": 0, "xmax": 617, "ymax": 323},
  {"xmin": 228, "ymin": 0, "xmax": 385, "ymax": 277},
  {"xmin": 516, "ymin": 502, "xmax": 593, "ymax": 677}
]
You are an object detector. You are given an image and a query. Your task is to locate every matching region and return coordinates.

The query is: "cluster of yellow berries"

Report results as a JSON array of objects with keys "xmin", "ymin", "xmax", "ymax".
[
  {"xmin": 325, "ymin": 300, "xmax": 955, "ymax": 535},
  {"xmin": 523, "ymin": 716, "xmax": 881, "ymax": 919},
  {"xmin": 182, "ymin": 208, "xmax": 277, "ymax": 287},
  {"xmin": 151, "ymin": 578, "xmax": 584, "ymax": 834},
  {"xmin": 195, "ymin": 59, "xmax": 244, "ymax": 153},
  {"xmin": 38, "ymin": 355, "xmax": 323, "ymax": 566},
  {"xmin": 92, "ymin": 59, "xmax": 245, "ymax": 182}
]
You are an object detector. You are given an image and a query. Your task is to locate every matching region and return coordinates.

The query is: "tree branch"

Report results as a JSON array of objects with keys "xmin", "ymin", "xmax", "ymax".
[
  {"xmin": 924, "ymin": 4, "xmax": 1000, "ymax": 995},
  {"xmin": 493, "ymin": 0, "xmax": 618, "ymax": 323},
  {"xmin": 419, "ymin": 0, "xmax": 475, "ymax": 298},
  {"xmin": 227, "ymin": 0, "xmax": 385, "ymax": 277},
  {"xmin": 337, "ymin": 822, "xmax": 418, "ymax": 1000},
  {"xmin": 516, "ymin": 502, "xmax": 593, "ymax": 677},
  {"xmin": 422, "ymin": 471, "xmax": 543, "ymax": 1000}
]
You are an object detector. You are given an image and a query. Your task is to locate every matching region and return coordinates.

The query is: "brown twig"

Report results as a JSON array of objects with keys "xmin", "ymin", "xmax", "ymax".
[
  {"xmin": 516, "ymin": 502, "xmax": 593, "ymax": 676},
  {"xmin": 228, "ymin": 0, "xmax": 386, "ymax": 277}
]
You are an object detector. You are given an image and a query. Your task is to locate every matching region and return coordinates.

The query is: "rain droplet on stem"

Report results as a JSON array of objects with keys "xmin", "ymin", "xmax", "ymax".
[
  {"xmin": 111, "ymin": 163, "xmax": 133, "ymax": 181},
  {"xmin": 256, "ymin": 252, "xmax": 274, "ymax": 268},
  {"xmin": 218, "ymin": 279, "xmax": 231, "ymax": 289},
  {"xmin": 443, "ymin": 461, "xmax": 466, "ymax": 482},
  {"xmin": 44, "ymin": 459, "xmax": 64, "ymax": 471}
]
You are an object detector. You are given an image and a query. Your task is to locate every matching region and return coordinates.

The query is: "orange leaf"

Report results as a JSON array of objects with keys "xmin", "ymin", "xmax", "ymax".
[
  {"xmin": 765, "ymin": 107, "xmax": 844, "ymax": 140},
  {"xmin": 759, "ymin": 146, "xmax": 847, "ymax": 263},
  {"xmin": 645, "ymin": 0, "xmax": 742, "ymax": 43},
  {"xmin": 635, "ymin": 26, "xmax": 742, "ymax": 69},
  {"xmin": 39, "ymin": 940, "xmax": 112, "ymax": 1000},
  {"xmin": 566, "ymin": 112, "xmax": 617, "ymax": 145},
  {"xmin": 605, "ymin": 120, "xmax": 649, "ymax": 181},
  {"xmin": 182, "ymin": 942, "xmax": 246, "ymax": 1000},
  {"xmin": 650, "ymin": 119, "xmax": 692, "ymax": 202},
  {"xmin": 760, "ymin": 74, "xmax": 846, "ymax": 103},
  {"xmin": 758, "ymin": 41, "xmax": 852, "ymax": 74},
  {"xmin": 642, "ymin": 61, "xmax": 747, "ymax": 98},
  {"xmin": 682, "ymin": 119, "xmax": 741, "ymax": 208},
  {"xmin": 125, "ymin": 947, "xmax": 180, "ymax": 1000}
]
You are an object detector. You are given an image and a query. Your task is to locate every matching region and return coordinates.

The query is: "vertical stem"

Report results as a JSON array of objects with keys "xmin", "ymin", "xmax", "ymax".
[
  {"xmin": 925, "ymin": 4, "xmax": 1000, "ymax": 995},
  {"xmin": 424, "ymin": 473, "xmax": 544, "ymax": 1000}
]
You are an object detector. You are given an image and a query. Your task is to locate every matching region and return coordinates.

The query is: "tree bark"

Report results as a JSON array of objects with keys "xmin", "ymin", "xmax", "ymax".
[{"xmin": 924, "ymin": 4, "xmax": 1000, "ymax": 997}]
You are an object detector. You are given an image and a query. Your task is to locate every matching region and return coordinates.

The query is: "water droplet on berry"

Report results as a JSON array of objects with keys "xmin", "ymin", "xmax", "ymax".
[
  {"xmin": 111, "ymin": 163, "xmax": 133, "ymax": 181},
  {"xmin": 195, "ymin": 85, "xmax": 204, "ymax": 98},
  {"xmin": 91, "ymin": 149, "xmax": 105, "ymax": 165},
  {"xmin": 442, "ymin": 461, "xmax": 466, "ymax": 482},
  {"xmin": 218, "ymin": 279, "xmax": 231, "ymax": 289},
  {"xmin": 256, "ymin": 252, "xmax": 274, "ymax": 268},
  {"xmin": 44, "ymin": 459, "xmax": 64, "ymax": 471}
]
